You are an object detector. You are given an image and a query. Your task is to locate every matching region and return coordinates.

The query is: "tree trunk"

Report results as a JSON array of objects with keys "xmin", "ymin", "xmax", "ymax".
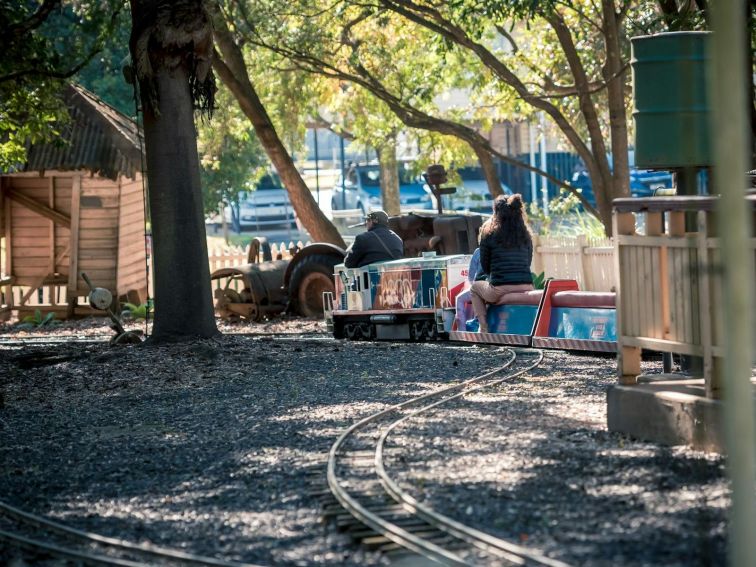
[
  {"xmin": 130, "ymin": 1, "xmax": 219, "ymax": 341},
  {"xmin": 603, "ymin": 0, "xmax": 630, "ymax": 214},
  {"xmin": 473, "ymin": 144, "xmax": 504, "ymax": 199},
  {"xmin": 376, "ymin": 138, "xmax": 400, "ymax": 215},
  {"xmin": 211, "ymin": 11, "xmax": 344, "ymax": 247}
]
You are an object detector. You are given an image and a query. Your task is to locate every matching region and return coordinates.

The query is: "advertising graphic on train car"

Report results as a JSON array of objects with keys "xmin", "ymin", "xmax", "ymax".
[{"xmin": 369, "ymin": 254, "xmax": 467, "ymax": 310}]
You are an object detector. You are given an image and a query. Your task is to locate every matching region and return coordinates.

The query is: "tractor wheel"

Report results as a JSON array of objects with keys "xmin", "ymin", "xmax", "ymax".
[
  {"xmin": 289, "ymin": 254, "xmax": 340, "ymax": 317},
  {"xmin": 215, "ymin": 288, "xmax": 242, "ymax": 320}
]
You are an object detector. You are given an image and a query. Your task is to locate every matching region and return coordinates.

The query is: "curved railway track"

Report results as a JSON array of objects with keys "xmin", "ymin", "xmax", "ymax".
[
  {"xmin": 327, "ymin": 347, "xmax": 569, "ymax": 566},
  {"xmin": 2, "ymin": 338, "xmax": 565, "ymax": 565},
  {"xmin": 0, "ymin": 500, "xmax": 262, "ymax": 567}
]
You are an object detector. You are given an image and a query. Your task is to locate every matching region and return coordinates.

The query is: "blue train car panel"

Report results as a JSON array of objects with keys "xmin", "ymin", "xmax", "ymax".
[
  {"xmin": 487, "ymin": 304, "xmax": 540, "ymax": 335},
  {"xmin": 547, "ymin": 307, "xmax": 617, "ymax": 342}
]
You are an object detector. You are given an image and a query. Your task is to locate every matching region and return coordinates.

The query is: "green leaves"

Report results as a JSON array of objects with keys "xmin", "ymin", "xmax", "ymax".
[
  {"xmin": 531, "ymin": 271, "xmax": 546, "ymax": 290},
  {"xmin": 197, "ymin": 83, "xmax": 268, "ymax": 216},
  {"xmin": 17, "ymin": 309, "xmax": 61, "ymax": 330},
  {"xmin": 121, "ymin": 302, "xmax": 152, "ymax": 320},
  {"xmin": 0, "ymin": 0, "xmax": 129, "ymax": 169}
]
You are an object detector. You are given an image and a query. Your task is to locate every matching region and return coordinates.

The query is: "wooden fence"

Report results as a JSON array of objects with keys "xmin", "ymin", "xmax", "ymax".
[
  {"xmin": 613, "ymin": 195, "xmax": 756, "ymax": 395},
  {"xmin": 533, "ymin": 235, "xmax": 615, "ymax": 292},
  {"xmin": 1, "ymin": 235, "xmax": 616, "ymax": 318},
  {"xmin": 207, "ymin": 240, "xmax": 307, "ymax": 271}
]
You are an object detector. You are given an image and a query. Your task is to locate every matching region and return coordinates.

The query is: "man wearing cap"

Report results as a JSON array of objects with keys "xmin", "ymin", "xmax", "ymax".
[{"xmin": 344, "ymin": 210, "xmax": 404, "ymax": 268}]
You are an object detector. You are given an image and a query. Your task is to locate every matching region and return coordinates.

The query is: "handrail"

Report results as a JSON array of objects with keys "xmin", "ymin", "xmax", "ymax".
[{"xmin": 613, "ymin": 193, "xmax": 756, "ymax": 213}]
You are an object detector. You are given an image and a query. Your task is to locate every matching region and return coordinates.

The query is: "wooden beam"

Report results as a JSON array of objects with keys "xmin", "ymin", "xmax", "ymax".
[
  {"xmin": 67, "ymin": 175, "xmax": 82, "ymax": 314},
  {"xmin": 0, "ymin": 177, "xmax": 4, "ymax": 236},
  {"xmin": 2, "ymin": 179, "xmax": 10, "ymax": 278},
  {"xmin": 4, "ymin": 186, "xmax": 71, "ymax": 228},
  {"xmin": 48, "ymin": 177, "xmax": 55, "ymax": 274},
  {"xmin": 18, "ymin": 244, "xmax": 70, "ymax": 306}
]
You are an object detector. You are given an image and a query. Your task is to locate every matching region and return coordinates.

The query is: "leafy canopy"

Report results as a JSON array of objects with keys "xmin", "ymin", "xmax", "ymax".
[{"xmin": 0, "ymin": 0, "xmax": 125, "ymax": 169}]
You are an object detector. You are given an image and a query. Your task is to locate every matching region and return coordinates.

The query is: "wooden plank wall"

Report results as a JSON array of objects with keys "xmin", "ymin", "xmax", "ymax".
[
  {"xmin": 6, "ymin": 175, "xmax": 72, "ymax": 287},
  {"xmin": 75, "ymin": 175, "xmax": 120, "ymax": 295},
  {"xmin": 116, "ymin": 173, "xmax": 148, "ymax": 301}
]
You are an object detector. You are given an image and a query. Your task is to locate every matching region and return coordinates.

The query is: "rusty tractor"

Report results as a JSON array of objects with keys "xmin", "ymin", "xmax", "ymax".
[{"xmin": 211, "ymin": 211, "xmax": 484, "ymax": 321}]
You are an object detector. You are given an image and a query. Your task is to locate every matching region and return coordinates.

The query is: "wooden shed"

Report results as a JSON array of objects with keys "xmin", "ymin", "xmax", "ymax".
[{"xmin": 0, "ymin": 84, "xmax": 147, "ymax": 320}]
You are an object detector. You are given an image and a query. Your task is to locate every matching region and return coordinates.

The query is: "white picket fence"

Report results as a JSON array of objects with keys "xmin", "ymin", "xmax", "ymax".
[
  {"xmin": 532, "ymin": 235, "xmax": 615, "ymax": 292},
  {"xmin": 208, "ymin": 236, "xmax": 617, "ymax": 292},
  {"xmin": 2, "ymin": 236, "xmax": 615, "ymax": 317},
  {"xmin": 207, "ymin": 240, "xmax": 310, "ymax": 272}
]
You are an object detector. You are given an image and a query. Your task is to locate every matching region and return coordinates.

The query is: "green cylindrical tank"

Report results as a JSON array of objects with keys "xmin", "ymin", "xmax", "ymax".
[{"xmin": 631, "ymin": 31, "xmax": 712, "ymax": 168}]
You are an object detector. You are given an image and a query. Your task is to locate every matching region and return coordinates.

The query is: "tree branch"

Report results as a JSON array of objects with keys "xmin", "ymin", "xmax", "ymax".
[
  {"xmin": 376, "ymin": 0, "xmax": 596, "ymax": 169},
  {"xmin": 248, "ymin": 33, "xmax": 599, "ymax": 217},
  {"xmin": 2, "ymin": 6, "xmax": 122, "ymax": 85},
  {"xmin": 8, "ymin": 0, "xmax": 61, "ymax": 39}
]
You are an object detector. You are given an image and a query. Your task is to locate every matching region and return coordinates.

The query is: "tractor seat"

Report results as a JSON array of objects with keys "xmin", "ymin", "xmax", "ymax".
[
  {"xmin": 495, "ymin": 290, "xmax": 543, "ymax": 306},
  {"xmin": 551, "ymin": 291, "xmax": 616, "ymax": 308}
]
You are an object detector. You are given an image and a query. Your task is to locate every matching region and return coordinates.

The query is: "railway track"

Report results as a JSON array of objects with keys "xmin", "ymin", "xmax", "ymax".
[
  {"xmin": 0, "ymin": 500, "xmax": 263, "ymax": 567},
  {"xmin": 0, "ymin": 330, "xmax": 330, "ymax": 347},
  {"xmin": 325, "ymin": 347, "xmax": 569, "ymax": 566}
]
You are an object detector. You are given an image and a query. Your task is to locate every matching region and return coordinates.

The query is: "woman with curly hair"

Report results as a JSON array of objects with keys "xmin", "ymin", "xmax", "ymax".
[{"xmin": 471, "ymin": 194, "xmax": 534, "ymax": 332}]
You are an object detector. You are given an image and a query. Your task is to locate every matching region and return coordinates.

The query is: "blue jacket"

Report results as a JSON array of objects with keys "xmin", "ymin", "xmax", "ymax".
[
  {"xmin": 467, "ymin": 248, "xmax": 482, "ymax": 282},
  {"xmin": 479, "ymin": 234, "xmax": 532, "ymax": 286}
]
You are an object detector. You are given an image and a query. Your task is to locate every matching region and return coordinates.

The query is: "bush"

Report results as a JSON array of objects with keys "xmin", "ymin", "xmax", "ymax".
[
  {"xmin": 121, "ymin": 302, "xmax": 153, "ymax": 320},
  {"xmin": 17, "ymin": 310, "xmax": 60, "ymax": 330},
  {"xmin": 528, "ymin": 190, "xmax": 605, "ymax": 239}
]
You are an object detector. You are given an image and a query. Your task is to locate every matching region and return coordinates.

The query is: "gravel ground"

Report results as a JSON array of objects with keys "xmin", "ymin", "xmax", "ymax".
[{"xmin": 0, "ymin": 317, "xmax": 728, "ymax": 566}]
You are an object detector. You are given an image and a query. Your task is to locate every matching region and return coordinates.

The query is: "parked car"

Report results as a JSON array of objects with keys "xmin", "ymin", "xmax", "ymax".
[
  {"xmin": 570, "ymin": 167, "xmax": 674, "ymax": 205},
  {"xmin": 430, "ymin": 166, "xmax": 512, "ymax": 212},
  {"xmin": 331, "ymin": 163, "xmax": 433, "ymax": 214},
  {"xmin": 226, "ymin": 173, "xmax": 297, "ymax": 231}
]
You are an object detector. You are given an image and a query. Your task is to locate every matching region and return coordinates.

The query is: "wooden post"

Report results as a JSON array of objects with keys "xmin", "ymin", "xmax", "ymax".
[
  {"xmin": 0, "ymin": 178, "xmax": 10, "ymax": 320},
  {"xmin": 697, "ymin": 210, "xmax": 717, "ymax": 397},
  {"xmin": 531, "ymin": 234, "xmax": 543, "ymax": 277},
  {"xmin": 66, "ymin": 175, "xmax": 82, "ymax": 318},
  {"xmin": 709, "ymin": 0, "xmax": 756, "ymax": 560},
  {"xmin": 614, "ymin": 211, "xmax": 641, "ymax": 384},
  {"xmin": 577, "ymin": 235, "xmax": 588, "ymax": 290},
  {"xmin": 48, "ymin": 177, "xmax": 56, "ymax": 305},
  {"xmin": 2, "ymin": 178, "xmax": 11, "ymax": 279}
]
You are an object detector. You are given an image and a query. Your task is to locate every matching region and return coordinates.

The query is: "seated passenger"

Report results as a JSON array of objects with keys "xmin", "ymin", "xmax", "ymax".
[
  {"xmin": 471, "ymin": 194, "xmax": 534, "ymax": 332},
  {"xmin": 454, "ymin": 247, "xmax": 483, "ymax": 331},
  {"xmin": 344, "ymin": 210, "xmax": 403, "ymax": 268}
]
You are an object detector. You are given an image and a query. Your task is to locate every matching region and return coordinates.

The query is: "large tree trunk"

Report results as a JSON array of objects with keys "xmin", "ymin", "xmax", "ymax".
[
  {"xmin": 376, "ymin": 137, "xmax": 400, "ymax": 215},
  {"xmin": 472, "ymin": 143, "xmax": 504, "ymax": 199},
  {"xmin": 603, "ymin": 0, "xmax": 630, "ymax": 208},
  {"xmin": 130, "ymin": 0, "xmax": 219, "ymax": 342},
  {"xmin": 211, "ymin": 11, "xmax": 344, "ymax": 247}
]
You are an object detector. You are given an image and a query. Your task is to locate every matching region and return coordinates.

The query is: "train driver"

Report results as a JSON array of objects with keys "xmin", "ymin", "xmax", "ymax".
[
  {"xmin": 470, "ymin": 194, "xmax": 534, "ymax": 332},
  {"xmin": 344, "ymin": 210, "xmax": 404, "ymax": 268}
]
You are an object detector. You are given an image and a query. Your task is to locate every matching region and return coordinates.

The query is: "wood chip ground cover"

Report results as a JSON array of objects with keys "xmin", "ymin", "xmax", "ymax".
[{"xmin": 0, "ymin": 317, "xmax": 728, "ymax": 565}]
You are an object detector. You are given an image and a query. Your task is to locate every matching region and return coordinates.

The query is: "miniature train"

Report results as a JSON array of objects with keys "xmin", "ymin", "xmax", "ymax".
[{"xmin": 323, "ymin": 253, "xmax": 617, "ymax": 352}]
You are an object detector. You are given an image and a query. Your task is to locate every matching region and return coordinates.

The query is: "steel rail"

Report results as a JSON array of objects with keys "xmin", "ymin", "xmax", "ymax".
[
  {"xmin": 328, "ymin": 348, "xmax": 525, "ymax": 565},
  {"xmin": 0, "ymin": 527, "xmax": 146, "ymax": 567},
  {"xmin": 374, "ymin": 350, "xmax": 570, "ymax": 567},
  {"xmin": 0, "ymin": 501, "xmax": 263, "ymax": 567}
]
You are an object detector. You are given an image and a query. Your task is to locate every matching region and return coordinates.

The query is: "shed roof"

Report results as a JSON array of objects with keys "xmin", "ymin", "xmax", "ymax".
[{"xmin": 21, "ymin": 84, "xmax": 143, "ymax": 180}]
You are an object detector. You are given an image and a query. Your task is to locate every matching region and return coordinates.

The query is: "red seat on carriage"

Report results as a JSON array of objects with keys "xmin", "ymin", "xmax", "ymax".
[
  {"xmin": 494, "ymin": 290, "xmax": 544, "ymax": 306},
  {"xmin": 551, "ymin": 291, "xmax": 616, "ymax": 308}
]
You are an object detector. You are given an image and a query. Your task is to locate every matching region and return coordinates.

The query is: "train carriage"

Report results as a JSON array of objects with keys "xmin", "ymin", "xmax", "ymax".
[{"xmin": 324, "ymin": 253, "xmax": 618, "ymax": 352}]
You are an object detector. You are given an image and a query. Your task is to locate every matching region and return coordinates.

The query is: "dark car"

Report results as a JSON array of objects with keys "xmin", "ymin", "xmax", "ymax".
[
  {"xmin": 570, "ymin": 167, "xmax": 673, "ymax": 205},
  {"xmin": 331, "ymin": 163, "xmax": 433, "ymax": 214},
  {"xmin": 429, "ymin": 166, "xmax": 512, "ymax": 212}
]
